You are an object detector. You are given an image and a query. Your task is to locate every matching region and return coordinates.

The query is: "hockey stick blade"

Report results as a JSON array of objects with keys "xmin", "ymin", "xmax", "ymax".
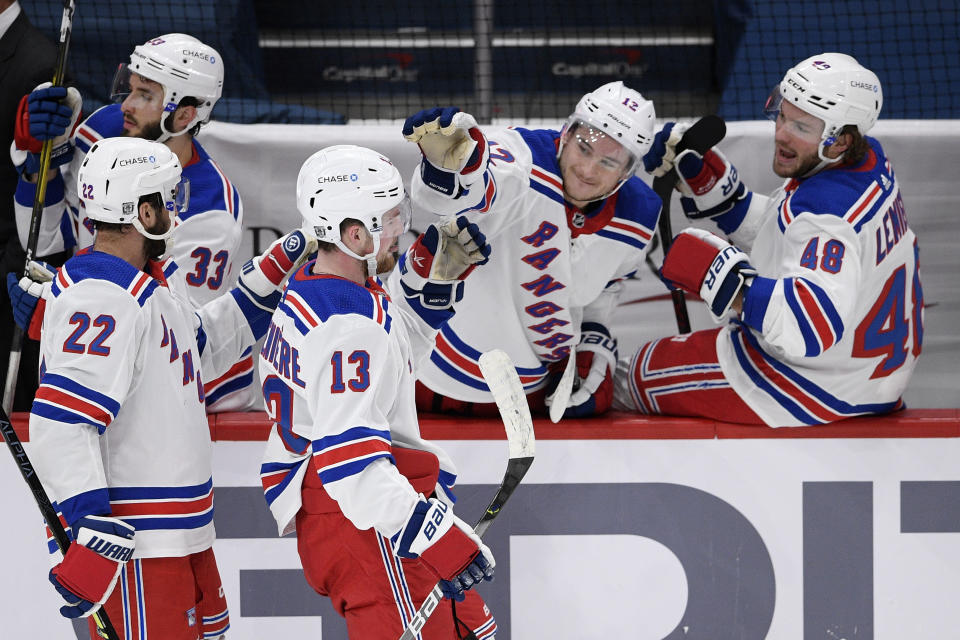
[
  {"xmin": 677, "ymin": 114, "xmax": 726, "ymax": 156},
  {"xmin": 397, "ymin": 349, "xmax": 534, "ymax": 640},
  {"xmin": 476, "ymin": 349, "xmax": 535, "ymax": 535},
  {"xmin": 546, "ymin": 345, "xmax": 576, "ymax": 423}
]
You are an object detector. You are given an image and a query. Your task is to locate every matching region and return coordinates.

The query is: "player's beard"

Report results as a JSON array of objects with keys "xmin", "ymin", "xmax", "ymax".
[
  {"xmin": 123, "ymin": 117, "xmax": 164, "ymax": 142},
  {"xmin": 376, "ymin": 248, "xmax": 399, "ymax": 275},
  {"xmin": 773, "ymin": 144, "xmax": 823, "ymax": 179},
  {"xmin": 143, "ymin": 211, "xmax": 171, "ymax": 260}
]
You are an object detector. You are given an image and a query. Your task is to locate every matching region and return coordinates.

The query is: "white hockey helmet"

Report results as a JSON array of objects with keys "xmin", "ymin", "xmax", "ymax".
[
  {"xmin": 562, "ymin": 80, "xmax": 656, "ymax": 178},
  {"xmin": 77, "ymin": 137, "xmax": 189, "ymax": 240},
  {"xmin": 296, "ymin": 145, "xmax": 411, "ymax": 276},
  {"xmin": 765, "ymin": 53, "xmax": 882, "ymax": 147},
  {"xmin": 112, "ymin": 33, "xmax": 224, "ymax": 142}
]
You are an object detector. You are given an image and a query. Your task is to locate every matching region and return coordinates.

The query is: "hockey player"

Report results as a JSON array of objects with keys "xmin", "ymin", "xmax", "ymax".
[
  {"xmin": 10, "ymin": 33, "xmax": 253, "ymax": 410},
  {"xmin": 617, "ymin": 53, "xmax": 922, "ymax": 426},
  {"xmin": 28, "ymin": 136, "xmax": 314, "ymax": 638},
  {"xmin": 400, "ymin": 81, "xmax": 661, "ymax": 418},
  {"xmin": 259, "ymin": 145, "xmax": 497, "ymax": 639}
]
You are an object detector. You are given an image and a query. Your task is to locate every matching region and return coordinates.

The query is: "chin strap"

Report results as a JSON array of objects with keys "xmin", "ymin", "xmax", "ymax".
[
  {"xmin": 333, "ymin": 235, "xmax": 381, "ymax": 278},
  {"xmin": 807, "ymin": 136, "xmax": 846, "ymax": 176}
]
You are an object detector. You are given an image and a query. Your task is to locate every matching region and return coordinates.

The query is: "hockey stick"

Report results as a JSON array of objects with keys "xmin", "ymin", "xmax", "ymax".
[
  {"xmin": 546, "ymin": 344, "xmax": 576, "ymax": 423},
  {"xmin": 398, "ymin": 349, "xmax": 535, "ymax": 640},
  {"xmin": 3, "ymin": 0, "xmax": 76, "ymax": 415},
  {"xmin": 651, "ymin": 114, "xmax": 727, "ymax": 333},
  {"xmin": 0, "ymin": 409, "xmax": 121, "ymax": 639}
]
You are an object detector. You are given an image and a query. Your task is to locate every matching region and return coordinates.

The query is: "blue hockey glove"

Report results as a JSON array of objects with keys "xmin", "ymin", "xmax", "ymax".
[
  {"xmin": 393, "ymin": 497, "xmax": 495, "ymax": 601},
  {"xmin": 642, "ymin": 122, "xmax": 689, "ymax": 177},
  {"xmin": 6, "ymin": 260, "xmax": 56, "ymax": 335},
  {"xmin": 14, "ymin": 83, "xmax": 82, "ymax": 174},
  {"xmin": 49, "ymin": 515, "xmax": 135, "ymax": 619},
  {"xmin": 403, "ymin": 107, "xmax": 489, "ymax": 196}
]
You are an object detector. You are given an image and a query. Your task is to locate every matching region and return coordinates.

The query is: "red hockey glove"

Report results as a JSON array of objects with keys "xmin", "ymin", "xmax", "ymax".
[
  {"xmin": 49, "ymin": 515, "xmax": 135, "ymax": 619},
  {"xmin": 661, "ymin": 227, "xmax": 756, "ymax": 323}
]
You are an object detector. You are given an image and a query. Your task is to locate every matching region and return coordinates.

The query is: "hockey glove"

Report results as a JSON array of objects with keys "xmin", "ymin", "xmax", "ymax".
[
  {"xmin": 6, "ymin": 260, "xmax": 56, "ymax": 340},
  {"xmin": 14, "ymin": 83, "xmax": 82, "ymax": 175},
  {"xmin": 661, "ymin": 227, "xmax": 757, "ymax": 323},
  {"xmin": 642, "ymin": 122, "xmax": 689, "ymax": 178},
  {"xmin": 403, "ymin": 107, "xmax": 490, "ymax": 197},
  {"xmin": 49, "ymin": 515, "xmax": 135, "ymax": 619},
  {"xmin": 399, "ymin": 215, "xmax": 490, "ymax": 312},
  {"xmin": 394, "ymin": 497, "xmax": 495, "ymax": 602},
  {"xmin": 675, "ymin": 148, "xmax": 752, "ymax": 233},
  {"xmin": 234, "ymin": 229, "xmax": 317, "ymax": 337},
  {"xmin": 564, "ymin": 322, "xmax": 618, "ymax": 418}
]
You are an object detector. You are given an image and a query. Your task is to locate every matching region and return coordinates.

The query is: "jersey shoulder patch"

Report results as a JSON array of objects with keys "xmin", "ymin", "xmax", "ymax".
[
  {"xmin": 74, "ymin": 104, "xmax": 123, "ymax": 153},
  {"xmin": 52, "ymin": 251, "xmax": 162, "ymax": 307},
  {"xmin": 278, "ymin": 265, "xmax": 392, "ymax": 336}
]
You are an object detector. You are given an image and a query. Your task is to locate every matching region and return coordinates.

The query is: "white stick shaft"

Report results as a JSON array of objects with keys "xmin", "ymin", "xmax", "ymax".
[{"xmin": 547, "ymin": 345, "xmax": 576, "ymax": 423}]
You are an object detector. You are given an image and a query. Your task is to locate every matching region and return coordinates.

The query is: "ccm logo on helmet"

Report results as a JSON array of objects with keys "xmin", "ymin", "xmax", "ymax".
[
  {"xmin": 317, "ymin": 173, "xmax": 359, "ymax": 184},
  {"xmin": 118, "ymin": 156, "xmax": 155, "ymax": 167},
  {"xmin": 787, "ymin": 78, "xmax": 806, "ymax": 93}
]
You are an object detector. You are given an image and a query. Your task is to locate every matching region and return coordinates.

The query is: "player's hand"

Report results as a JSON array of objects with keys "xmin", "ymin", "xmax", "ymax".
[
  {"xmin": 14, "ymin": 83, "xmax": 82, "ymax": 174},
  {"xmin": 564, "ymin": 323, "xmax": 618, "ymax": 418},
  {"xmin": 399, "ymin": 215, "xmax": 490, "ymax": 311},
  {"xmin": 49, "ymin": 515, "xmax": 135, "ymax": 619},
  {"xmin": 675, "ymin": 147, "xmax": 749, "ymax": 220},
  {"xmin": 403, "ymin": 107, "xmax": 489, "ymax": 196},
  {"xmin": 661, "ymin": 227, "xmax": 756, "ymax": 322},
  {"xmin": 394, "ymin": 497, "xmax": 495, "ymax": 601},
  {"xmin": 6, "ymin": 260, "xmax": 56, "ymax": 338},
  {"xmin": 642, "ymin": 122, "xmax": 689, "ymax": 177}
]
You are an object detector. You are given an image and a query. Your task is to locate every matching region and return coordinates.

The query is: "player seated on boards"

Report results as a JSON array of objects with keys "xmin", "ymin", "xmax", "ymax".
[
  {"xmin": 615, "ymin": 52, "xmax": 922, "ymax": 427},
  {"xmin": 398, "ymin": 81, "xmax": 662, "ymax": 421}
]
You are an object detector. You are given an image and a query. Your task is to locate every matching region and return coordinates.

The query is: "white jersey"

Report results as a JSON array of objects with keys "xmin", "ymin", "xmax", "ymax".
[
  {"xmin": 259, "ymin": 265, "xmax": 458, "ymax": 537},
  {"xmin": 28, "ymin": 250, "xmax": 257, "ymax": 558},
  {"xmin": 13, "ymin": 104, "xmax": 254, "ymax": 410},
  {"xmin": 716, "ymin": 138, "xmax": 922, "ymax": 426},
  {"xmin": 400, "ymin": 126, "xmax": 661, "ymax": 402}
]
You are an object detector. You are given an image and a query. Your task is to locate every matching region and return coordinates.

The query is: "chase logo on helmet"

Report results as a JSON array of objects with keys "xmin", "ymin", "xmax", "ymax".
[
  {"xmin": 118, "ymin": 156, "xmax": 153, "ymax": 167},
  {"xmin": 182, "ymin": 49, "xmax": 213, "ymax": 63},
  {"xmin": 317, "ymin": 174, "xmax": 352, "ymax": 184},
  {"xmin": 851, "ymin": 81, "xmax": 878, "ymax": 92}
]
